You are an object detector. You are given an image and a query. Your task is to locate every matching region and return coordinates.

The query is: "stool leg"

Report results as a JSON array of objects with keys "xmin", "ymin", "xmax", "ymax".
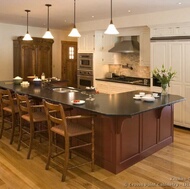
[
  {"xmin": 17, "ymin": 118, "xmax": 23, "ymax": 151},
  {"xmin": 27, "ymin": 123, "xmax": 34, "ymax": 159},
  {"xmin": 10, "ymin": 113, "xmax": 15, "ymax": 144},
  {"xmin": 91, "ymin": 119, "xmax": 95, "ymax": 172},
  {"xmin": 61, "ymin": 138, "xmax": 69, "ymax": 182},
  {"xmin": 46, "ymin": 131, "xmax": 53, "ymax": 170},
  {"xmin": 0, "ymin": 111, "xmax": 5, "ymax": 139}
]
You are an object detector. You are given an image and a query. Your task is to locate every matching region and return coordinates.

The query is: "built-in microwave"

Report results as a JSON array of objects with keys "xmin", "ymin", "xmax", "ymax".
[{"xmin": 78, "ymin": 53, "xmax": 93, "ymax": 70}]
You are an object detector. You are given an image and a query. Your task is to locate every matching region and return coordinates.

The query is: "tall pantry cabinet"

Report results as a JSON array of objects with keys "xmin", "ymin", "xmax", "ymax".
[
  {"xmin": 151, "ymin": 39, "xmax": 190, "ymax": 128},
  {"xmin": 13, "ymin": 36, "xmax": 54, "ymax": 80}
]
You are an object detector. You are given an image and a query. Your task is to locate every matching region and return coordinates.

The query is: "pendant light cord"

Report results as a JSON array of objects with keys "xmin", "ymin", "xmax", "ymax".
[
  {"xmin": 110, "ymin": 0, "xmax": 113, "ymax": 24},
  {"xmin": 74, "ymin": 0, "xmax": 76, "ymax": 28},
  {"xmin": 45, "ymin": 4, "xmax": 52, "ymax": 31},
  {"xmin": 25, "ymin": 10, "xmax": 30, "ymax": 34}
]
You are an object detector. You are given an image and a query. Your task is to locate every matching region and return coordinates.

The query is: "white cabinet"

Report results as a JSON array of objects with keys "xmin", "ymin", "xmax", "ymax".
[
  {"xmin": 95, "ymin": 81, "xmax": 134, "ymax": 94},
  {"xmin": 151, "ymin": 25, "xmax": 190, "ymax": 38},
  {"xmin": 136, "ymin": 85, "xmax": 150, "ymax": 92},
  {"xmin": 78, "ymin": 32, "xmax": 117, "ymax": 64},
  {"xmin": 151, "ymin": 42, "xmax": 168, "ymax": 69},
  {"xmin": 151, "ymin": 27, "xmax": 174, "ymax": 37},
  {"xmin": 78, "ymin": 32, "xmax": 95, "ymax": 52},
  {"xmin": 95, "ymin": 80, "xmax": 150, "ymax": 94},
  {"xmin": 151, "ymin": 41, "xmax": 190, "ymax": 128},
  {"xmin": 101, "ymin": 34, "xmax": 118, "ymax": 64}
]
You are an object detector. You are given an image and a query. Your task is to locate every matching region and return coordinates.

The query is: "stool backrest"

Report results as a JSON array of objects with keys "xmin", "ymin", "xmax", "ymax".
[
  {"xmin": 43, "ymin": 100, "xmax": 68, "ymax": 137},
  {"xmin": 0, "ymin": 89, "xmax": 16, "ymax": 113},
  {"xmin": 16, "ymin": 93, "xmax": 33, "ymax": 120}
]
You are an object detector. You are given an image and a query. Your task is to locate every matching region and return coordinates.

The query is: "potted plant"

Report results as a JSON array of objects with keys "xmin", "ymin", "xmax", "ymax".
[{"xmin": 152, "ymin": 65, "xmax": 176, "ymax": 95}]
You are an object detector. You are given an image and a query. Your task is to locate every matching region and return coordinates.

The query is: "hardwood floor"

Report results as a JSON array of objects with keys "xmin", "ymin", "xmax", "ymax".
[{"xmin": 0, "ymin": 124, "xmax": 190, "ymax": 189}]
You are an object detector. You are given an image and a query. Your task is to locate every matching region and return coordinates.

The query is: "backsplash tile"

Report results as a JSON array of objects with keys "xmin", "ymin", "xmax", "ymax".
[{"xmin": 109, "ymin": 53, "xmax": 150, "ymax": 78}]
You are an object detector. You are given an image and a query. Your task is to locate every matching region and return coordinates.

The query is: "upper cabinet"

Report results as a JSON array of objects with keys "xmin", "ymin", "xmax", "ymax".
[
  {"xmin": 13, "ymin": 37, "xmax": 54, "ymax": 80},
  {"xmin": 101, "ymin": 34, "xmax": 118, "ymax": 64},
  {"xmin": 150, "ymin": 25, "xmax": 190, "ymax": 38},
  {"xmin": 78, "ymin": 32, "xmax": 95, "ymax": 52},
  {"xmin": 78, "ymin": 27, "xmax": 151, "ymax": 66},
  {"xmin": 78, "ymin": 31, "xmax": 118, "ymax": 64}
]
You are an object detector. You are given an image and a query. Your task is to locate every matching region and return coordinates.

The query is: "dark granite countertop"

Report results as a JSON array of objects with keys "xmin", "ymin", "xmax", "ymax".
[{"xmin": 0, "ymin": 81, "xmax": 184, "ymax": 116}]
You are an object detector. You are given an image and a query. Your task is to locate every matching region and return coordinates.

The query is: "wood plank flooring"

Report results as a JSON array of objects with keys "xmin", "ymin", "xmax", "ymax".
[{"xmin": 0, "ymin": 125, "xmax": 190, "ymax": 189}]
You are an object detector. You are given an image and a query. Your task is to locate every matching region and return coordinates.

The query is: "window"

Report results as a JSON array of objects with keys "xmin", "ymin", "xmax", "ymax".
[{"xmin": 69, "ymin": 47, "xmax": 74, "ymax": 59}]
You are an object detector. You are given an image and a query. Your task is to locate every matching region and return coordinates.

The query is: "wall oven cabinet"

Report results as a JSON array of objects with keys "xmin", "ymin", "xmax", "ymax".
[{"xmin": 78, "ymin": 53, "xmax": 93, "ymax": 70}]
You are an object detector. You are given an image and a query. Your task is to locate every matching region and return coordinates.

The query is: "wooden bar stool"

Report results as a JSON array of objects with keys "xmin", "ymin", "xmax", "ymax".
[
  {"xmin": 43, "ymin": 100, "xmax": 95, "ymax": 182},
  {"xmin": 16, "ymin": 93, "xmax": 48, "ymax": 159},
  {"xmin": 0, "ymin": 89, "xmax": 19, "ymax": 144}
]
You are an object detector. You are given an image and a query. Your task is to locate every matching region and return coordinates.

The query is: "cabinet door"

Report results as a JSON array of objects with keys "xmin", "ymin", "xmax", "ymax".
[
  {"xmin": 175, "ymin": 26, "xmax": 190, "ymax": 36},
  {"xmin": 184, "ymin": 85, "xmax": 190, "ymax": 127},
  {"xmin": 151, "ymin": 27, "xmax": 174, "ymax": 37},
  {"xmin": 20, "ymin": 44, "xmax": 36, "ymax": 80},
  {"xmin": 168, "ymin": 42, "xmax": 183, "ymax": 82},
  {"xmin": 36, "ymin": 43, "xmax": 52, "ymax": 78},
  {"xmin": 184, "ymin": 43, "xmax": 190, "ymax": 84},
  {"xmin": 101, "ymin": 35, "xmax": 117, "ymax": 64},
  {"xmin": 151, "ymin": 42, "xmax": 168, "ymax": 70},
  {"xmin": 13, "ymin": 37, "xmax": 53, "ymax": 80},
  {"xmin": 78, "ymin": 32, "xmax": 94, "ymax": 52},
  {"xmin": 170, "ymin": 82, "xmax": 184, "ymax": 125}
]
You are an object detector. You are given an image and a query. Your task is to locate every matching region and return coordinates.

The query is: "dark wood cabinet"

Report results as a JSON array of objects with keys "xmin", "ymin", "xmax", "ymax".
[{"xmin": 13, "ymin": 37, "xmax": 54, "ymax": 80}]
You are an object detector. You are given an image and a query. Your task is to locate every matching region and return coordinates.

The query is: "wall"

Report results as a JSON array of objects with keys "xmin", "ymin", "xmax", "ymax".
[
  {"xmin": 0, "ymin": 23, "xmax": 76, "ymax": 80},
  {"xmin": 1, "ymin": 6, "xmax": 190, "ymax": 80},
  {"xmin": 77, "ymin": 7, "xmax": 190, "ymax": 32}
]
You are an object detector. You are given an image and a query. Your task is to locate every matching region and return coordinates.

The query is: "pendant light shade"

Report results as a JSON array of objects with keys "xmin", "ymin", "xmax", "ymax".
[
  {"xmin": 23, "ymin": 10, "xmax": 33, "ymax": 40},
  {"xmin": 43, "ymin": 4, "xmax": 54, "ymax": 39},
  {"xmin": 104, "ymin": 0, "xmax": 119, "ymax": 35},
  {"xmin": 68, "ymin": 0, "xmax": 81, "ymax": 37}
]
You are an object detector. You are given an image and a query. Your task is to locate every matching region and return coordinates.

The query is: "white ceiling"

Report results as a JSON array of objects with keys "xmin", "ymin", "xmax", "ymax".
[{"xmin": 1, "ymin": 0, "xmax": 190, "ymax": 30}]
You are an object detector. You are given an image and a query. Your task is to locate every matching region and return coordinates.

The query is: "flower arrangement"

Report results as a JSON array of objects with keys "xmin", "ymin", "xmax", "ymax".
[{"xmin": 152, "ymin": 65, "xmax": 176, "ymax": 87}]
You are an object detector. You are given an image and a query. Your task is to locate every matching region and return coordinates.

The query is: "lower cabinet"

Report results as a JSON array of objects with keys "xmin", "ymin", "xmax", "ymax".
[{"xmin": 95, "ymin": 80, "xmax": 150, "ymax": 94}]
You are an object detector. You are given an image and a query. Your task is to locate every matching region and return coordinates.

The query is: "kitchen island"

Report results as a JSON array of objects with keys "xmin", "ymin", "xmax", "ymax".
[{"xmin": 0, "ymin": 81, "xmax": 184, "ymax": 174}]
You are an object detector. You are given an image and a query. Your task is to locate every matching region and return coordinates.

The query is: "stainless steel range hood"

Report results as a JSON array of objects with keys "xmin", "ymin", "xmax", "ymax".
[{"xmin": 108, "ymin": 36, "xmax": 140, "ymax": 53}]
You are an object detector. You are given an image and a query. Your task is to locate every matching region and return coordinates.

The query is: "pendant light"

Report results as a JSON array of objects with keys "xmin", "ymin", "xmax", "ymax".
[
  {"xmin": 104, "ymin": 0, "xmax": 119, "ymax": 35},
  {"xmin": 68, "ymin": 0, "xmax": 81, "ymax": 37},
  {"xmin": 23, "ymin": 10, "xmax": 33, "ymax": 41},
  {"xmin": 43, "ymin": 4, "xmax": 54, "ymax": 39}
]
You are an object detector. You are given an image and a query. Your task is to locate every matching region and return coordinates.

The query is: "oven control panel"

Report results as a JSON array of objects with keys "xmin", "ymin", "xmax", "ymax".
[{"xmin": 77, "ymin": 70, "xmax": 93, "ymax": 76}]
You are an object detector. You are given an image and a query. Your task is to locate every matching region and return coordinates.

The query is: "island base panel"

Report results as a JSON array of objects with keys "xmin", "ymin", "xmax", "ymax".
[{"xmin": 77, "ymin": 105, "xmax": 174, "ymax": 174}]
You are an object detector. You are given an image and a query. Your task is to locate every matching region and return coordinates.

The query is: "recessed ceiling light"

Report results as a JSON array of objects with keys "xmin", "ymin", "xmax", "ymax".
[
  {"xmin": 128, "ymin": 10, "xmax": 131, "ymax": 13},
  {"xmin": 92, "ymin": 16, "xmax": 95, "ymax": 18},
  {"xmin": 178, "ymin": 2, "xmax": 182, "ymax": 5}
]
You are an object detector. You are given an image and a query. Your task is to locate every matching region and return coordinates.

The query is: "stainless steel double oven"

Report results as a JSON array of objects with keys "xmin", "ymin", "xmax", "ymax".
[{"xmin": 77, "ymin": 53, "xmax": 93, "ymax": 89}]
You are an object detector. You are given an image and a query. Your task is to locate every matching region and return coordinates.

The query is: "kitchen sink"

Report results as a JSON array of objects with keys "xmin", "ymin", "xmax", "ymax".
[{"xmin": 53, "ymin": 88, "xmax": 78, "ymax": 93}]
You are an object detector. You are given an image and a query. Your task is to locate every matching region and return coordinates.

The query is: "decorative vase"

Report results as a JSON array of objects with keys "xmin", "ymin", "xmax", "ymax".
[{"xmin": 161, "ymin": 83, "xmax": 168, "ymax": 95}]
